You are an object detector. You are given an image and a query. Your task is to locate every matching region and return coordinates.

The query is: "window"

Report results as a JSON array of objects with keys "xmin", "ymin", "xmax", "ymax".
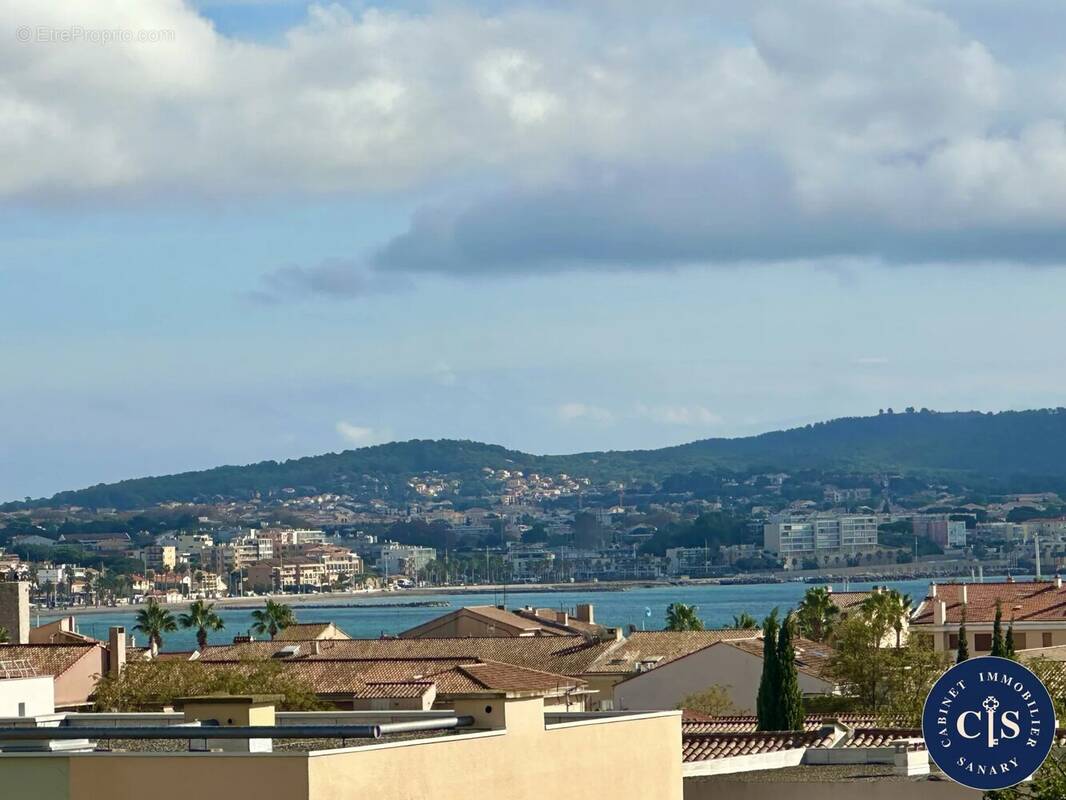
[
  {"xmin": 1013, "ymin": 632, "xmax": 1027, "ymax": 650},
  {"xmin": 974, "ymin": 633, "xmax": 992, "ymax": 651},
  {"xmin": 1044, "ymin": 632, "xmax": 1054, "ymax": 648},
  {"xmin": 948, "ymin": 633, "xmax": 959, "ymax": 650}
]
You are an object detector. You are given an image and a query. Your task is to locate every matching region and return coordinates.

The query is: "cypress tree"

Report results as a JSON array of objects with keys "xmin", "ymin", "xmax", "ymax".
[
  {"xmin": 956, "ymin": 606, "xmax": 969, "ymax": 662},
  {"xmin": 777, "ymin": 612, "xmax": 804, "ymax": 731},
  {"xmin": 991, "ymin": 600, "xmax": 1005, "ymax": 657},
  {"xmin": 1005, "ymin": 619, "xmax": 1016, "ymax": 660},
  {"xmin": 756, "ymin": 608, "xmax": 780, "ymax": 731}
]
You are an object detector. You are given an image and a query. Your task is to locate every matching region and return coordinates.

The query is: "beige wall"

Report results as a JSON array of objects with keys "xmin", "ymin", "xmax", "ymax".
[
  {"xmin": 614, "ymin": 643, "xmax": 834, "ymax": 713},
  {"xmin": 54, "ymin": 648, "xmax": 107, "ymax": 710},
  {"xmin": 684, "ymin": 777, "xmax": 979, "ymax": 800},
  {"xmin": 309, "ymin": 698, "xmax": 681, "ymax": 800},
  {"xmin": 922, "ymin": 624, "xmax": 1066, "ymax": 654},
  {"xmin": 0, "ymin": 697, "xmax": 682, "ymax": 800}
]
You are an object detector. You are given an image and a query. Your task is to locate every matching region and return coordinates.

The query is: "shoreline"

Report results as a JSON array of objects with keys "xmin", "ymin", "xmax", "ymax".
[
  {"xmin": 34, "ymin": 580, "xmax": 654, "ymax": 617},
  {"xmin": 32, "ymin": 570, "xmax": 966, "ymax": 618}
]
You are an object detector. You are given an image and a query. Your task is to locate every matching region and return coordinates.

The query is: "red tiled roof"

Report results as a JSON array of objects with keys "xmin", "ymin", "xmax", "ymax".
[
  {"xmin": 725, "ymin": 637, "xmax": 835, "ymax": 679},
  {"xmin": 586, "ymin": 629, "xmax": 760, "ymax": 674},
  {"xmin": 0, "ymin": 643, "xmax": 99, "ymax": 678},
  {"xmin": 198, "ymin": 635, "xmax": 618, "ymax": 676},
  {"xmin": 912, "ymin": 581, "xmax": 1066, "ymax": 624},
  {"xmin": 842, "ymin": 728, "xmax": 921, "ymax": 748},
  {"xmin": 682, "ymin": 731, "xmax": 834, "ymax": 762}
]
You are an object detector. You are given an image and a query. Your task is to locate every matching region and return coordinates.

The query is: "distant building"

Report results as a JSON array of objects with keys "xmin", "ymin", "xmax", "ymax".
[
  {"xmin": 763, "ymin": 514, "xmax": 878, "ymax": 564},
  {"xmin": 911, "ymin": 516, "xmax": 966, "ymax": 548},
  {"xmin": 378, "ymin": 543, "xmax": 435, "ymax": 577}
]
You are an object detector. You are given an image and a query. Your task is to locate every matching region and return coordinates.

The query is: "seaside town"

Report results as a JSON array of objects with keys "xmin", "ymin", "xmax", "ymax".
[
  {"xmin": 0, "ymin": 462, "xmax": 1060, "ymax": 607},
  {"xmin": 3, "ymin": 462, "xmax": 1066, "ymax": 798},
  {"xmin": 11, "ymin": 0, "xmax": 1066, "ymax": 796}
]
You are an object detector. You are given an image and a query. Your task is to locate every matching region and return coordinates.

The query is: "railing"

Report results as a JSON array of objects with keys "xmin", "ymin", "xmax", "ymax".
[
  {"xmin": 0, "ymin": 716, "xmax": 475, "ymax": 742},
  {"xmin": 0, "ymin": 659, "xmax": 36, "ymax": 679}
]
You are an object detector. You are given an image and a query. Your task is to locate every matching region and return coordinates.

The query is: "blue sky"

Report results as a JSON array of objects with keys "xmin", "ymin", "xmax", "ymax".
[{"xmin": 5, "ymin": 0, "xmax": 1066, "ymax": 500}]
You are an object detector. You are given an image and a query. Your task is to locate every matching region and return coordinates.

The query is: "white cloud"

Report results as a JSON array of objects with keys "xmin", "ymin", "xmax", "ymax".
[
  {"xmin": 335, "ymin": 420, "xmax": 382, "ymax": 446},
  {"xmin": 556, "ymin": 402, "xmax": 614, "ymax": 424},
  {"xmin": 638, "ymin": 404, "xmax": 723, "ymax": 426},
  {"xmin": 6, "ymin": 0, "xmax": 1066, "ymax": 270}
]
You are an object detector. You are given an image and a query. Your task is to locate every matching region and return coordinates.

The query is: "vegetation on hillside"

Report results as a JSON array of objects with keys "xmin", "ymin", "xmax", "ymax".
[{"xmin": 13, "ymin": 408, "xmax": 1066, "ymax": 510}]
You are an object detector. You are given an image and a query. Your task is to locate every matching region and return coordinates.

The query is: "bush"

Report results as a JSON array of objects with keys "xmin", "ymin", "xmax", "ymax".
[{"xmin": 676, "ymin": 685, "xmax": 736, "ymax": 717}]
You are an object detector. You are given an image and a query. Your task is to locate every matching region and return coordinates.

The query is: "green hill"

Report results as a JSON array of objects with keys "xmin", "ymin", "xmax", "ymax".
[{"xmin": 18, "ymin": 408, "xmax": 1066, "ymax": 509}]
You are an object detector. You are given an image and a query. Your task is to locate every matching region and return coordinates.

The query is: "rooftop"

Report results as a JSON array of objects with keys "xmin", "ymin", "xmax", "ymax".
[
  {"xmin": 913, "ymin": 579, "xmax": 1066, "ymax": 624},
  {"xmin": 587, "ymin": 629, "xmax": 760, "ymax": 674}
]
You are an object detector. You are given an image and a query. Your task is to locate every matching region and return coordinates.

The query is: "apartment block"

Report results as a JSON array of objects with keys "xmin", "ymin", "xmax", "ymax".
[{"xmin": 763, "ymin": 514, "xmax": 878, "ymax": 561}]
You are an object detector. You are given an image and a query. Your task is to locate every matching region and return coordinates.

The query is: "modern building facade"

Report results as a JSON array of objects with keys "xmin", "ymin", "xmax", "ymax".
[{"xmin": 763, "ymin": 514, "xmax": 878, "ymax": 562}]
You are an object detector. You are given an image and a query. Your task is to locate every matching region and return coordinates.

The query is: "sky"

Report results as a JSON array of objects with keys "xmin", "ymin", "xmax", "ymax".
[{"xmin": 5, "ymin": 0, "xmax": 1066, "ymax": 500}]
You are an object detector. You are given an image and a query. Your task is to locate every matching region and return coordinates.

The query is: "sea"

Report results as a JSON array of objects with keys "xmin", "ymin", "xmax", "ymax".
[{"xmin": 39, "ymin": 577, "xmax": 943, "ymax": 653}]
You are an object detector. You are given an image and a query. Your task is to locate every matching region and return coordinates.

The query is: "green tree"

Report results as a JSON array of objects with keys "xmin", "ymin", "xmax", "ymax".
[
  {"xmin": 664, "ymin": 603, "xmax": 704, "ymax": 631},
  {"xmin": 0, "ymin": 625, "xmax": 8, "ymax": 644},
  {"xmin": 795, "ymin": 586, "xmax": 839, "ymax": 642},
  {"xmin": 957, "ymin": 606, "xmax": 970, "ymax": 662},
  {"xmin": 676, "ymin": 685, "xmax": 736, "ymax": 717},
  {"xmin": 859, "ymin": 589, "xmax": 898, "ymax": 648},
  {"xmin": 777, "ymin": 613, "xmax": 804, "ymax": 731},
  {"xmin": 94, "ymin": 660, "xmax": 326, "ymax": 712},
  {"xmin": 134, "ymin": 598, "xmax": 177, "ymax": 657},
  {"xmin": 729, "ymin": 612, "xmax": 759, "ymax": 630},
  {"xmin": 250, "ymin": 599, "xmax": 296, "ymax": 640},
  {"xmin": 756, "ymin": 608, "xmax": 780, "ymax": 730},
  {"xmin": 1005, "ymin": 619, "xmax": 1016, "ymax": 660},
  {"xmin": 828, "ymin": 612, "xmax": 948, "ymax": 722},
  {"xmin": 991, "ymin": 600, "xmax": 1006, "ymax": 657},
  {"xmin": 178, "ymin": 600, "xmax": 224, "ymax": 650}
]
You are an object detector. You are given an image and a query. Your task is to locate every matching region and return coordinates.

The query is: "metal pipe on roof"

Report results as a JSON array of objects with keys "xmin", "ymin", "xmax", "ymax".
[
  {"xmin": 0, "ymin": 717, "xmax": 475, "ymax": 742},
  {"xmin": 377, "ymin": 716, "xmax": 474, "ymax": 735}
]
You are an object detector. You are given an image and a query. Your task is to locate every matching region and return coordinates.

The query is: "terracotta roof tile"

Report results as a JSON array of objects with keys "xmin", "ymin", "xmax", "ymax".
[
  {"xmin": 0, "ymin": 643, "xmax": 99, "ymax": 678},
  {"xmin": 587, "ymin": 629, "xmax": 760, "ymax": 674},
  {"xmin": 725, "ymin": 637, "xmax": 834, "ymax": 679},
  {"xmin": 682, "ymin": 731, "xmax": 833, "ymax": 762},
  {"xmin": 199, "ymin": 635, "xmax": 617, "ymax": 677},
  {"xmin": 913, "ymin": 581, "xmax": 1066, "ymax": 624}
]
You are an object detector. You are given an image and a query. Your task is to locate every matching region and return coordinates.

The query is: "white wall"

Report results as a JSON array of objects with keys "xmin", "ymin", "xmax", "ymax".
[
  {"xmin": 0, "ymin": 677, "xmax": 55, "ymax": 717},
  {"xmin": 614, "ymin": 643, "xmax": 834, "ymax": 713}
]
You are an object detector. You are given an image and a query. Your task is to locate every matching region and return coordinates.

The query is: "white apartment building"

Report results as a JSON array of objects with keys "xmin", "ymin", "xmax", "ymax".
[
  {"xmin": 378, "ymin": 544, "xmax": 436, "ymax": 577},
  {"xmin": 763, "ymin": 513, "xmax": 879, "ymax": 561}
]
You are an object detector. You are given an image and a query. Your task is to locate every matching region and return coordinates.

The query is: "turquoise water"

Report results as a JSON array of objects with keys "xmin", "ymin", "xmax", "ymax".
[{"xmin": 44, "ymin": 578, "xmax": 936, "ymax": 652}]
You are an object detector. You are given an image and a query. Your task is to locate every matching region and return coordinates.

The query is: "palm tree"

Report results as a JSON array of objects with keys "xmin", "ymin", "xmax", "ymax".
[
  {"xmin": 886, "ymin": 590, "xmax": 912, "ymax": 648},
  {"xmin": 729, "ymin": 612, "xmax": 759, "ymax": 630},
  {"xmin": 664, "ymin": 603, "xmax": 704, "ymax": 631},
  {"xmin": 860, "ymin": 588, "xmax": 904, "ymax": 648},
  {"xmin": 795, "ymin": 586, "xmax": 839, "ymax": 642},
  {"xmin": 178, "ymin": 600, "xmax": 224, "ymax": 650},
  {"xmin": 134, "ymin": 598, "xmax": 177, "ymax": 657},
  {"xmin": 250, "ymin": 599, "xmax": 296, "ymax": 640}
]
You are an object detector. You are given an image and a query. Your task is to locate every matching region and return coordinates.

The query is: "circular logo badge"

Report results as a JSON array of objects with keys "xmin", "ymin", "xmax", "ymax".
[{"xmin": 922, "ymin": 655, "xmax": 1056, "ymax": 790}]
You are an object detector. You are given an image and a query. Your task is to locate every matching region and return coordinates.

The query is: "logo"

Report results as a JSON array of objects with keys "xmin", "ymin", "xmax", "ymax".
[{"xmin": 922, "ymin": 656, "xmax": 1056, "ymax": 790}]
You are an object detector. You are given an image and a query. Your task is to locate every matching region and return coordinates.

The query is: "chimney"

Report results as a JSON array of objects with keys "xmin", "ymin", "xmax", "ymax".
[
  {"xmin": 0, "ymin": 581, "xmax": 30, "ymax": 644},
  {"xmin": 1056, "ymin": 575, "xmax": 1063, "ymax": 590},
  {"xmin": 556, "ymin": 611, "xmax": 569, "ymax": 626},
  {"xmin": 930, "ymin": 582, "xmax": 938, "ymax": 598},
  {"xmin": 961, "ymin": 584, "xmax": 968, "ymax": 605},
  {"xmin": 934, "ymin": 599, "xmax": 947, "ymax": 625},
  {"xmin": 575, "ymin": 603, "xmax": 594, "ymax": 624},
  {"xmin": 108, "ymin": 626, "xmax": 127, "ymax": 678}
]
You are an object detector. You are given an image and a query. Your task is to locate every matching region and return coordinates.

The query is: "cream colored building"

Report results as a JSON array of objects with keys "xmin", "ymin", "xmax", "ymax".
[
  {"xmin": 911, "ymin": 578, "xmax": 1066, "ymax": 654},
  {"xmin": 0, "ymin": 691, "xmax": 682, "ymax": 800}
]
